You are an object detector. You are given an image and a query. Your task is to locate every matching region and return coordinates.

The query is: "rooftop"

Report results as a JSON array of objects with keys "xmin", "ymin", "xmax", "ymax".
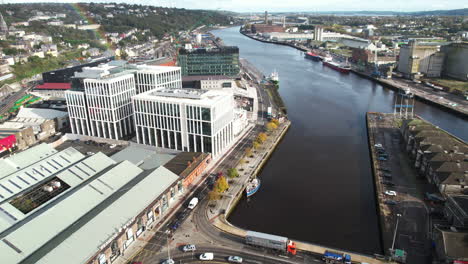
[
  {"xmin": 111, "ymin": 144, "xmax": 178, "ymax": 170},
  {"xmin": 35, "ymin": 83, "xmax": 71, "ymax": 90},
  {"xmin": 164, "ymin": 152, "xmax": 209, "ymax": 178},
  {"xmin": 134, "ymin": 88, "xmax": 233, "ymax": 106}
]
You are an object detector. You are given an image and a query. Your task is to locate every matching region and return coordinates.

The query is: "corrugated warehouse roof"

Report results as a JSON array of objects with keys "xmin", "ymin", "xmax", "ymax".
[
  {"xmin": 35, "ymin": 166, "xmax": 179, "ymax": 264},
  {"xmin": 0, "ymin": 160, "xmax": 143, "ymax": 264},
  {"xmin": 0, "ymin": 144, "xmax": 57, "ymax": 178}
]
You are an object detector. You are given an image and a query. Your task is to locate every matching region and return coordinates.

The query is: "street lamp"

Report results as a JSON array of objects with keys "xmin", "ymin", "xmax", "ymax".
[{"xmin": 391, "ymin": 213, "xmax": 402, "ymax": 252}]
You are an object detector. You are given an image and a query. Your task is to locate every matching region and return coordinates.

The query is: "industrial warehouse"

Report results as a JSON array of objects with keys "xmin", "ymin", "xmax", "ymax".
[{"xmin": 0, "ymin": 142, "xmax": 211, "ymax": 264}]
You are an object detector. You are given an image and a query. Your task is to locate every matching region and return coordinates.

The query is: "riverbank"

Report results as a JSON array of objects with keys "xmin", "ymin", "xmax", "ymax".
[{"xmin": 240, "ymin": 30, "xmax": 468, "ymax": 119}]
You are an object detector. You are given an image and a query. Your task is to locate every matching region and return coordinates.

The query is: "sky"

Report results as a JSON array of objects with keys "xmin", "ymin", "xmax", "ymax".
[{"xmin": 3, "ymin": 0, "xmax": 468, "ymax": 12}]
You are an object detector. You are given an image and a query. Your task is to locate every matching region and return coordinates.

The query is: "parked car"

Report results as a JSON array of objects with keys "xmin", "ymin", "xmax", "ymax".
[
  {"xmin": 379, "ymin": 167, "xmax": 391, "ymax": 172},
  {"xmin": 161, "ymin": 259, "xmax": 175, "ymax": 264},
  {"xmin": 374, "ymin": 143, "xmax": 383, "ymax": 148},
  {"xmin": 379, "ymin": 153, "xmax": 389, "ymax": 158},
  {"xmin": 384, "ymin": 200, "xmax": 397, "ymax": 205},
  {"xmin": 385, "ymin": 190, "xmax": 397, "ymax": 196},
  {"xmin": 381, "ymin": 181, "xmax": 395, "ymax": 186},
  {"xmin": 228, "ymin": 256, "xmax": 243, "ymax": 263},
  {"xmin": 182, "ymin": 244, "xmax": 196, "ymax": 252},
  {"xmin": 87, "ymin": 152, "xmax": 95, "ymax": 155},
  {"xmin": 170, "ymin": 221, "xmax": 181, "ymax": 230},
  {"xmin": 199, "ymin": 253, "xmax": 214, "ymax": 261},
  {"xmin": 378, "ymin": 157, "xmax": 387, "ymax": 161},
  {"xmin": 177, "ymin": 210, "xmax": 189, "ymax": 220},
  {"xmin": 110, "ymin": 144, "xmax": 117, "ymax": 149}
]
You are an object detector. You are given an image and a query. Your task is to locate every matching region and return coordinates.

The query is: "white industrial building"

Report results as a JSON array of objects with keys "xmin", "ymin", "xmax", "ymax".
[{"xmin": 133, "ymin": 88, "xmax": 235, "ymax": 158}]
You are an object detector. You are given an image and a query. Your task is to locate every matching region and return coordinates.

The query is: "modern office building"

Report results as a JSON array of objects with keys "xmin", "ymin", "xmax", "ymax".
[
  {"xmin": 133, "ymin": 88, "xmax": 235, "ymax": 157},
  {"xmin": 133, "ymin": 64, "xmax": 181, "ymax": 93},
  {"xmin": 66, "ymin": 63, "xmax": 182, "ymax": 140},
  {"xmin": 177, "ymin": 47, "xmax": 240, "ymax": 77},
  {"xmin": 66, "ymin": 69, "xmax": 136, "ymax": 140}
]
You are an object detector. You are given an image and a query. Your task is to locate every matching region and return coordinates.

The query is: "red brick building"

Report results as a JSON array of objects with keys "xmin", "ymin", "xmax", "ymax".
[
  {"xmin": 252, "ymin": 24, "xmax": 285, "ymax": 34},
  {"xmin": 164, "ymin": 152, "xmax": 211, "ymax": 188}
]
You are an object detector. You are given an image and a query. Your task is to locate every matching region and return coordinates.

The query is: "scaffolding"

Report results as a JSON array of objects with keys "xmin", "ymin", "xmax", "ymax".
[{"xmin": 394, "ymin": 88, "xmax": 415, "ymax": 119}]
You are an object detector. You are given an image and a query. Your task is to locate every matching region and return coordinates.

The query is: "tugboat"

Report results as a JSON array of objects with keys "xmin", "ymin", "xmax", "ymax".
[{"xmin": 246, "ymin": 178, "xmax": 261, "ymax": 198}]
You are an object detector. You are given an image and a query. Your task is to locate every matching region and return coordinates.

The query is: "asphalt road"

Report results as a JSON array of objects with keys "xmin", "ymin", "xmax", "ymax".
[{"xmin": 158, "ymin": 246, "xmax": 323, "ymax": 264}]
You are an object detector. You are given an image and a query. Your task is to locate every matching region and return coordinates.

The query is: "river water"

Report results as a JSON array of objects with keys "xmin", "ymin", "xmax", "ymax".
[{"xmin": 212, "ymin": 26, "xmax": 468, "ymax": 255}]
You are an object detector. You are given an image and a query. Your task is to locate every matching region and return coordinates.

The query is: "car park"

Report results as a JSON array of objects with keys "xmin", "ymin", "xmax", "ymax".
[
  {"xmin": 182, "ymin": 244, "xmax": 196, "ymax": 252},
  {"xmin": 199, "ymin": 253, "xmax": 214, "ymax": 261},
  {"xmin": 385, "ymin": 190, "xmax": 397, "ymax": 196},
  {"xmin": 228, "ymin": 256, "xmax": 243, "ymax": 263}
]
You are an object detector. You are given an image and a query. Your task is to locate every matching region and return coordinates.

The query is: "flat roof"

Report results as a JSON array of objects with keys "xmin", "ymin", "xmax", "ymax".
[
  {"xmin": 35, "ymin": 83, "xmax": 71, "ymax": 90},
  {"xmin": 134, "ymin": 88, "xmax": 232, "ymax": 106},
  {"xmin": 16, "ymin": 108, "xmax": 68, "ymax": 120},
  {"xmin": 111, "ymin": 144, "xmax": 177, "ymax": 169},
  {"xmin": 36, "ymin": 166, "xmax": 179, "ymax": 264},
  {"xmin": 0, "ymin": 160, "xmax": 143, "ymax": 264}
]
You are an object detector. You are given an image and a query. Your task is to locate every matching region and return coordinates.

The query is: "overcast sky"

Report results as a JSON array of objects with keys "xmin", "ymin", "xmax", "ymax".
[{"xmin": 4, "ymin": 0, "xmax": 468, "ymax": 12}]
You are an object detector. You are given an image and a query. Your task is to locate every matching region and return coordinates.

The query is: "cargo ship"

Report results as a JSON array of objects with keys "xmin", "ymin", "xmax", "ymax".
[
  {"xmin": 322, "ymin": 57, "xmax": 351, "ymax": 73},
  {"xmin": 305, "ymin": 51, "xmax": 322, "ymax": 61},
  {"xmin": 246, "ymin": 178, "xmax": 261, "ymax": 197}
]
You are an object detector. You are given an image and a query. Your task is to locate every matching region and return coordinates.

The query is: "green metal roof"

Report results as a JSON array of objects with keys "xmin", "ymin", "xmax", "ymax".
[
  {"xmin": 36, "ymin": 166, "xmax": 179, "ymax": 264},
  {"xmin": 0, "ymin": 160, "xmax": 143, "ymax": 264}
]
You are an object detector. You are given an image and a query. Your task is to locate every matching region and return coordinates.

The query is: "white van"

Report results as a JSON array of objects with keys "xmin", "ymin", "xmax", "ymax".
[{"xmin": 188, "ymin": 197, "xmax": 199, "ymax": 209}]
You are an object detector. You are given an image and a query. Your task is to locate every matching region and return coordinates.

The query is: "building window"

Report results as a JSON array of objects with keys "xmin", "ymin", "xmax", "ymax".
[
  {"xmin": 98, "ymin": 253, "xmax": 107, "ymax": 264},
  {"xmin": 201, "ymin": 108, "xmax": 211, "ymax": 121}
]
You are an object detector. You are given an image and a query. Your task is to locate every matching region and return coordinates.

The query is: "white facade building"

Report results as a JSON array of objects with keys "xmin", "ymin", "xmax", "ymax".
[
  {"xmin": 66, "ymin": 73, "xmax": 136, "ymax": 140},
  {"xmin": 133, "ymin": 88, "xmax": 235, "ymax": 158},
  {"xmin": 134, "ymin": 65, "xmax": 181, "ymax": 93}
]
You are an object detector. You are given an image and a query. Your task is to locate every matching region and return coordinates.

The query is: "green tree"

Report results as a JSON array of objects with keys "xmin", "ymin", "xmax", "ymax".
[
  {"xmin": 227, "ymin": 168, "xmax": 239, "ymax": 178},
  {"xmin": 257, "ymin": 132, "xmax": 268, "ymax": 143},
  {"xmin": 266, "ymin": 122, "xmax": 278, "ymax": 132},
  {"xmin": 245, "ymin": 147, "xmax": 252, "ymax": 158}
]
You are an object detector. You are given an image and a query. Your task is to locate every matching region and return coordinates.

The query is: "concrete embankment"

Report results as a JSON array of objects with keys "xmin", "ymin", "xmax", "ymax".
[
  {"xmin": 355, "ymin": 71, "xmax": 468, "ymax": 118},
  {"xmin": 366, "ymin": 112, "xmax": 393, "ymax": 256}
]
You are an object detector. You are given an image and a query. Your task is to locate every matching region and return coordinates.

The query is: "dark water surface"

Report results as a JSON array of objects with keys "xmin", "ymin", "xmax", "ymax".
[{"xmin": 212, "ymin": 27, "xmax": 468, "ymax": 255}]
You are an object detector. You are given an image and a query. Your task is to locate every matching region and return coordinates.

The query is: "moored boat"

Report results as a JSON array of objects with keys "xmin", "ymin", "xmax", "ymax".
[
  {"xmin": 246, "ymin": 178, "xmax": 261, "ymax": 197},
  {"xmin": 305, "ymin": 51, "xmax": 322, "ymax": 61},
  {"xmin": 322, "ymin": 57, "xmax": 351, "ymax": 73}
]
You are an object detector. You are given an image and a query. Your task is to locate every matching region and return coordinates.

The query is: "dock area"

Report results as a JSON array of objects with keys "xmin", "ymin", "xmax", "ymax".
[
  {"xmin": 208, "ymin": 119, "xmax": 395, "ymax": 264},
  {"xmin": 240, "ymin": 30, "xmax": 468, "ymax": 118},
  {"xmin": 367, "ymin": 112, "xmax": 433, "ymax": 264}
]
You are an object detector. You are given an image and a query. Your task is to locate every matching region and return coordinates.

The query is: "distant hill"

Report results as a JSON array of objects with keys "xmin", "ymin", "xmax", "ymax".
[{"xmin": 293, "ymin": 8, "xmax": 468, "ymax": 16}]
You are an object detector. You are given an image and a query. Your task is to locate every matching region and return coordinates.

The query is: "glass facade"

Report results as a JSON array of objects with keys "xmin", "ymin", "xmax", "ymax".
[{"xmin": 178, "ymin": 47, "xmax": 240, "ymax": 76}]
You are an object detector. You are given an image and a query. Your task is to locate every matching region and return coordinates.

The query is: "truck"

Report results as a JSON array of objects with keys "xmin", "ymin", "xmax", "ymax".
[
  {"xmin": 245, "ymin": 231, "xmax": 296, "ymax": 255},
  {"xmin": 323, "ymin": 250, "xmax": 351, "ymax": 264},
  {"xmin": 266, "ymin": 107, "xmax": 272, "ymax": 119}
]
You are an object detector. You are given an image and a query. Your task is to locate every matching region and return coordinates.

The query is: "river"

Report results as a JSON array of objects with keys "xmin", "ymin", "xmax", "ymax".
[{"xmin": 212, "ymin": 26, "xmax": 468, "ymax": 255}]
